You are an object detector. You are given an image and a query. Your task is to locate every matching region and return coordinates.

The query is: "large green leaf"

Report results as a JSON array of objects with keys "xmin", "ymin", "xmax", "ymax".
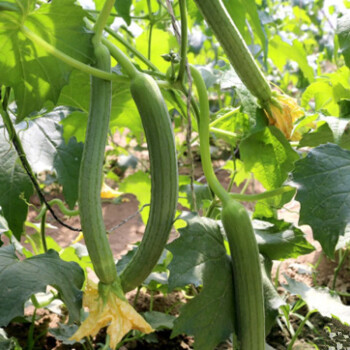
[
  {"xmin": 292, "ymin": 144, "xmax": 350, "ymax": 257},
  {"xmin": 17, "ymin": 108, "xmax": 83, "ymax": 209},
  {"xmin": 0, "ymin": 246, "xmax": 84, "ymax": 326},
  {"xmin": 167, "ymin": 214, "xmax": 225, "ymax": 289},
  {"xmin": 301, "ymin": 67, "xmax": 350, "ymax": 116},
  {"xmin": 0, "ymin": 0, "xmax": 93, "ymax": 119},
  {"xmin": 168, "ymin": 213, "xmax": 235, "ymax": 350},
  {"xmin": 0, "ymin": 124, "xmax": 33, "ymax": 239},
  {"xmin": 58, "ymin": 70, "xmax": 142, "ymax": 139},
  {"xmin": 299, "ymin": 116, "xmax": 350, "ymax": 150},
  {"xmin": 135, "ymin": 28, "xmax": 177, "ymax": 72},
  {"xmin": 115, "ymin": 0, "xmax": 132, "ymax": 25},
  {"xmin": 223, "ymin": 0, "xmax": 266, "ymax": 52},
  {"xmin": 240, "ymin": 126, "xmax": 299, "ymax": 190},
  {"xmin": 254, "ymin": 219, "xmax": 315, "ymax": 260},
  {"xmin": 269, "ymin": 36, "xmax": 314, "ymax": 83},
  {"xmin": 54, "ymin": 137, "xmax": 83, "ymax": 209}
]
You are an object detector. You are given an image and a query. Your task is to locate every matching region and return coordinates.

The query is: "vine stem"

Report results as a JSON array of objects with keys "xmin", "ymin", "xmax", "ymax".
[
  {"xmin": 146, "ymin": 0, "xmax": 154, "ymax": 61},
  {"xmin": 166, "ymin": 0, "xmax": 197, "ymax": 211},
  {"xmin": 287, "ymin": 310, "xmax": 316, "ymax": 350},
  {"xmin": 35, "ymin": 198, "xmax": 80, "ymax": 221},
  {"xmin": 177, "ymin": 0, "xmax": 188, "ymax": 83},
  {"xmin": 102, "ymin": 38, "xmax": 138, "ymax": 79},
  {"xmin": 40, "ymin": 211, "xmax": 48, "ymax": 253},
  {"xmin": 93, "ymin": 0, "xmax": 115, "ymax": 42},
  {"xmin": 84, "ymin": 19, "xmax": 138, "ymax": 79},
  {"xmin": 189, "ymin": 66, "xmax": 229, "ymax": 203},
  {"xmin": 21, "ymin": 26, "xmax": 128, "ymax": 83},
  {"xmin": 86, "ymin": 14, "xmax": 159, "ymax": 72}
]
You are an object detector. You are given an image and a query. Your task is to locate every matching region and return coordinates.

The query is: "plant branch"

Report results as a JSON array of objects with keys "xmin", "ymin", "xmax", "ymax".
[
  {"xmin": 93, "ymin": 0, "xmax": 115, "ymax": 42},
  {"xmin": 87, "ymin": 14, "xmax": 160, "ymax": 72},
  {"xmin": 177, "ymin": 0, "xmax": 188, "ymax": 83},
  {"xmin": 21, "ymin": 26, "xmax": 128, "ymax": 83}
]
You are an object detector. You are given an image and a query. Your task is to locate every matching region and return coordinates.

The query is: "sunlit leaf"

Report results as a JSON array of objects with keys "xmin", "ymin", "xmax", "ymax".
[
  {"xmin": 115, "ymin": 0, "xmax": 132, "ymax": 25},
  {"xmin": 0, "ymin": 0, "xmax": 93, "ymax": 119},
  {"xmin": 269, "ymin": 36, "xmax": 314, "ymax": 83},
  {"xmin": 240, "ymin": 126, "xmax": 299, "ymax": 190}
]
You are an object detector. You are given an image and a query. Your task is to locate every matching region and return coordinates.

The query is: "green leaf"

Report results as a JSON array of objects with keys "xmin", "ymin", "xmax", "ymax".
[
  {"xmin": 283, "ymin": 276, "xmax": 350, "ymax": 325},
  {"xmin": 299, "ymin": 116, "xmax": 350, "ymax": 150},
  {"xmin": 269, "ymin": 36, "xmax": 314, "ymax": 83},
  {"xmin": 115, "ymin": 0, "xmax": 132, "ymax": 25},
  {"xmin": 179, "ymin": 183, "xmax": 212, "ymax": 211},
  {"xmin": 253, "ymin": 186, "xmax": 296, "ymax": 219},
  {"xmin": 222, "ymin": 159, "xmax": 251, "ymax": 187},
  {"xmin": 60, "ymin": 111, "xmax": 87, "ymax": 143},
  {"xmin": 54, "ymin": 137, "xmax": 83, "ymax": 209},
  {"xmin": 168, "ymin": 213, "xmax": 235, "ymax": 350},
  {"xmin": 0, "ymin": 125, "xmax": 33, "ymax": 239},
  {"xmin": 0, "ymin": 0, "xmax": 93, "ymax": 119},
  {"xmin": 135, "ymin": 28, "xmax": 177, "ymax": 72},
  {"xmin": 58, "ymin": 70, "xmax": 142, "ymax": 138},
  {"xmin": 16, "ymin": 108, "xmax": 83, "ymax": 209},
  {"xmin": 59, "ymin": 245, "xmax": 93, "ymax": 273},
  {"xmin": 235, "ymin": 87, "xmax": 268, "ymax": 134},
  {"xmin": 298, "ymin": 123, "xmax": 334, "ymax": 148},
  {"xmin": 254, "ymin": 219, "xmax": 315, "ymax": 260},
  {"xmin": 119, "ymin": 171, "xmax": 151, "ymax": 224},
  {"xmin": 223, "ymin": 0, "xmax": 266, "ymax": 53},
  {"xmin": 167, "ymin": 213, "xmax": 225, "ymax": 289},
  {"xmin": 240, "ymin": 126, "xmax": 299, "ymax": 190},
  {"xmin": 292, "ymin": 144, "xmax": 350, "ymax": 257},
  {"xmin": 211, "ymin": 107, "xmax": 252, "ymax": 145},
  {"xmin": 301, "ymin": 67, "xmax": 350, "ymax": 116},
  {"xmin": 0, "ymin": 246, "xmax": 84, "ymax": 326},
  {"xmin": 143, "ymin": 311, "xmax": 176, "ymax": 330}
]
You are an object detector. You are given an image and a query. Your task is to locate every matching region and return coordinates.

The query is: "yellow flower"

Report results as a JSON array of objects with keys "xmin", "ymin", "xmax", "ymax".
[
  {"xmin": 100, "ymin": 182, "xmax": 123, "ymax": 199},
  {"xmin": 70, "ymin": 280, "xmax": 153, "ymax": 348},
  {"xmin": 265, "ymin": 94, "xmax": 304, "ymax": 140}
]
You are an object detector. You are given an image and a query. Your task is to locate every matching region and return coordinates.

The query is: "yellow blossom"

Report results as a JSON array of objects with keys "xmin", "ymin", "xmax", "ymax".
[
  {"xmin": 100, "ymin": 182, "xmax": 123, "ymax": 199},
  {"xmin": 70, "ymin": 280, "xmax": 153, "ymax": 348},
  {"xmin": 265, "ymin": 94, "xmax": 304, "ymax": 140}
]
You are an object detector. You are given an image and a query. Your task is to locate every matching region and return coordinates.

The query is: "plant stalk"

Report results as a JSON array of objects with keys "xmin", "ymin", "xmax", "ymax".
[{"xmin": 21, "ymin": 26, "xmax": 128, "ymax": 83}]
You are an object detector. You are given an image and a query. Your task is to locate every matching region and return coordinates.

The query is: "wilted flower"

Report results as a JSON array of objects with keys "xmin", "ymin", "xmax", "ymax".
[
  {"xmin": 265, "ymin": 94, "xmax": 304, "ymax": 140},
  {"xmin": 70, "ymin": 280, "xmax": 153, "ymax": 348}
]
